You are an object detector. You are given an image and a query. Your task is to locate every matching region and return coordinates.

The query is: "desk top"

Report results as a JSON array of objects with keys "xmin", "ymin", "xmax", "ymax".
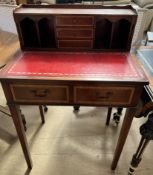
[
  {"xmin": 14, "ymin": 4, "xmax": 136, "ymax": 16},
  {"xmin": 15, "ymin": 8, "xmax": 135, "ymax": 16},
  {"xmin": 0, "ymin": 52, "xmax": 148, "ymax": 84}
]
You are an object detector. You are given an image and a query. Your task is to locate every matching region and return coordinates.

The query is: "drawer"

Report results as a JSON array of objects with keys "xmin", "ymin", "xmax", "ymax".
[
  {"xmin": 10, "ymin": 84, "xmax": 69, "ymax": 103},
  {"xmin": 74, "ymin": 86, "xmax": 135, "ymax": 105},
  {"xmin": 58, "ymin": 40, "xmax": 93, "ymax": 49},
  {"xmin": 56, "ymin": 28, "xmax": 93, "ymax": 39},
  {"xmin": 56, "ymin": 16, "xmax": 94, "ymax": 26}
]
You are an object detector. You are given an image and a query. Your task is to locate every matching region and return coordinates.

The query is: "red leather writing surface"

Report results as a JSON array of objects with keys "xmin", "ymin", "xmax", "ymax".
[{"xmin": 7, "ymin": 52, "xmax": 141, "ymax": 79}]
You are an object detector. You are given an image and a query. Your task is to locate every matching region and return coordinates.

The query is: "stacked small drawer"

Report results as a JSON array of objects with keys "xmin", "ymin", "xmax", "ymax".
[{"xmin": 55, "ymin": 15, "xmax": 94, "ymax": 49}]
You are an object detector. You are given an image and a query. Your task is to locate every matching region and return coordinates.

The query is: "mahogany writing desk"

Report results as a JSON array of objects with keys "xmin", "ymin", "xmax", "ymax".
[
  {"xmin": 0, "ymin": 52, "xmax": 148, "ymax": 170},
  {"xmin": 0, "ymin": 4, "xmax": 148, "ymax": 172}
]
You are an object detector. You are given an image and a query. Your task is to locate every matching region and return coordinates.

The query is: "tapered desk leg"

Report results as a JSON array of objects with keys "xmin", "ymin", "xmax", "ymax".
[
  {"xmin": 8, "ymin": 104, "xmax": 33, "ymax": 169},
  {"xmin": 39, "ymin": 105, "xmax": 45, "ymax": 124},
  {"xmin": 111, "ymin": 107, "xmax": 136, "ymax": 170},
  {"xmin": 20, "ymin": 111, "xmax": 27, "ymax": 131},
  {"xmin": 106, "ymin": 107, "xmax": 112, "ymax": 126}
]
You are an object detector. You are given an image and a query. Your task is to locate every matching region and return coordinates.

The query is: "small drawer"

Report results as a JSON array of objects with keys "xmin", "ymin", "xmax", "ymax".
[
  {"xmin": 10, "ymin": 84, "xmax": 69, "ymax": 103},
  {"xmin": 56, "ymin": 16, "xmax": 94, "ymax": 26},
  {"xmin": 56, "ymin": 28, "xmax": 93, "ymax": 39},
  {"xmin": 58, "ymin": 40, "xmax": 93, "ymax": 49},
  {"xmin": 74, "ymin": 86, "xmax": 135, "ymax": 105}
]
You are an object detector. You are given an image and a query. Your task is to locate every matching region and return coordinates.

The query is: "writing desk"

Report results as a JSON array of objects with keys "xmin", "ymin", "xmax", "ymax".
[{"xmin": 0, "ymin": 52, "xmax": 148, "ymax": 170}]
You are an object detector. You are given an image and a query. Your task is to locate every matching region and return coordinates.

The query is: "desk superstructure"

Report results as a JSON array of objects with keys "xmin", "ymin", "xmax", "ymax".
[
  {"xmin": 0, "ymin": 4, "xmax": 148, "ymax": 171},
  {"xmin": 14, "ymin": 4, "xmax": 137, "ymax": 51}
]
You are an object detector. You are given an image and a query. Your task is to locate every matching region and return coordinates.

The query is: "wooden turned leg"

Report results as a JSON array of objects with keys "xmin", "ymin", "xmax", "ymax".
[
  {"xmin": 106, "ymin": 107, "xmax": 112, "ymax": 126},
  {"xmin": 128, "ymin": 113, "xmax": 153, "ymax": 174},
  {"xmin": 73, "ymin": 105, "xmax": 80, "ymax": 113},
  {"xmin": 111, "ymin": 107, "xmax": 136, "ymax": 170},
  {"xmin": 8, "ymin": 104, "xmax": 32, "ymax": 169},
  {"xmin": 39, "ymin": 105, "xmax": 45, "ymax": 124}
]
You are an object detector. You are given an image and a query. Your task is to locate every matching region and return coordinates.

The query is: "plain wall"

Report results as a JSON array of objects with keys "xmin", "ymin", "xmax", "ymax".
[{"xmin": 0, "ymin": 5, "xmax": 17, "ymax": 34}]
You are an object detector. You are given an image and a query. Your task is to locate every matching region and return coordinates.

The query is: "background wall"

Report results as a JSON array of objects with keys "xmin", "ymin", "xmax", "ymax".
[
  {"xmin": 0, "ymin": 0, "xmax": 16, "ymax": 5},
  {"xmin": 0, "ymin": 5, "xmax": 17, "ymax": 34}
]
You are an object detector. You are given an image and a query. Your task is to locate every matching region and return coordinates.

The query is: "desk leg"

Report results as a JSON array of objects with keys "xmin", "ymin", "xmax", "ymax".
[
  {"xmin": 8, "ymin": 104, "xmax": 33, "ymax": 169},
  {"xmin": 106, "ymin": 107, "xmax": 112, "ymax": 126},
  {"xmin": 111, "ymin": 107, "xmax": 136, "ymax": 170},
  {"xmin": 39, "ymin": 105, "xmax": 45, "ymax": 124}
]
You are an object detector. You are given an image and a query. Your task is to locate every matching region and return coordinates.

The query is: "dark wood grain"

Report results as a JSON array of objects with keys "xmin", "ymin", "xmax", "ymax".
[{"xmin": 13, "ymin": 5, "xmax": 137, "ymax": 51}]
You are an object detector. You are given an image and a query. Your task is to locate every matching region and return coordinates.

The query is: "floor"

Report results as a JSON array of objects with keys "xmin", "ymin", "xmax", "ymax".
[
  {"xmin": 0, "ymin": 30, "xmax": 19, "ymax": 67},
  {"xmin": 0, "ymin": 31, "xmax": 153, "ymax": 175}
]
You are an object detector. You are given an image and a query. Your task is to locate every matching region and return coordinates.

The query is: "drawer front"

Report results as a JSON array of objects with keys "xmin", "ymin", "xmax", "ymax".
[
  {"xmin": 58, "ymin": 40, "xmax": 93, "ymax": 49},
  {"xmin": 10, "ymin": 84, "xmax": 69, "ymax": 103},
  {"xmin": 56, "ymin": 16, "xmax": 94, "ymax": 26},
  {"xmin": 56, "ymin": 28, "xmax": 93, "ymax": 39},
  {"xmin": 74, "ymin": 86, "xmax": 135, "ymax": 105}
]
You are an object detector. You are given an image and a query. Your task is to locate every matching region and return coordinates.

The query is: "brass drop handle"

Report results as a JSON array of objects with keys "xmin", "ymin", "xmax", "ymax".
[
  {"xmin": 31, "ymin": 89, "xmax": 49, "ymax": 97},
  {"xmin": 95, "ymin": 91, "xmax": 113, "ymax": 99}
]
